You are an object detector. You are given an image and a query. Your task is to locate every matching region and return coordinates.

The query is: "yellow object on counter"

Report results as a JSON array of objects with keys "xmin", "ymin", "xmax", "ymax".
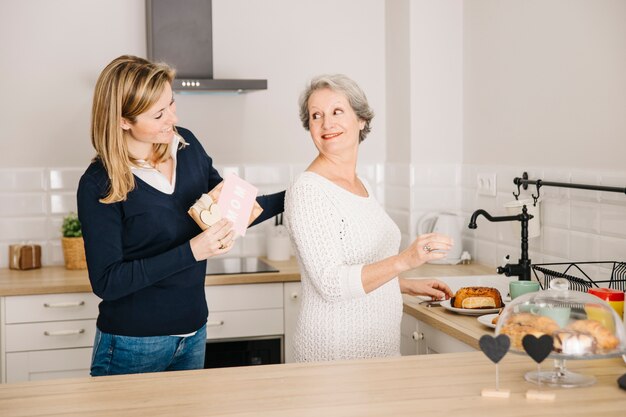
[
  {"xmin": 588, "ymin": 287, "xmax": 624, "ymax": 322},
  {"xmin": 584, "ymin": 303, "xmax": 616, "ymax": 333}
]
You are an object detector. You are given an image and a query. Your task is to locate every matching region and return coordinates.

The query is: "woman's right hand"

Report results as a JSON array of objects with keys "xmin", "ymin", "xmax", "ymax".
[
  {"xmin": 397, "ymin": 232, "xmax": 453, "ymax": 271},
  {"xmin": 190, "ymin": 218, "xmax": 237, "ymax": 261}
]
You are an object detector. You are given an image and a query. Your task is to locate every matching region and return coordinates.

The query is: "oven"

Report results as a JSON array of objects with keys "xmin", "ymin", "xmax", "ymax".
[
  {"xmin": 204, "ymin": 336, "xmax": 283, "ymax": 369},
  {"xmin": 204, "ymin": 257, "xmax": 284, "ymax": 369}
]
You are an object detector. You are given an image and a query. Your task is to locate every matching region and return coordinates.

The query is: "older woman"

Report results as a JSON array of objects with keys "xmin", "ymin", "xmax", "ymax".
[{"xmin": 286, "ymin": 74, "xmax": 455, "ymax": 362}]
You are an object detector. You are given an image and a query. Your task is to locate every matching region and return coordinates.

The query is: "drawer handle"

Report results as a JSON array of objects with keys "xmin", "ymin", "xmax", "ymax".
[
  {"xmin": 290, "ymin": 293, "xmax": 299, "ymax": 300},
  {"xmin": 412, "ymin": 331, "xmax": 424, "ymax": 341},
  {"xmin": 43, "ymin": 301, "xmax": 86, "ymax": 308},
  {"xmin": 44, "ymin": 329, "xmax": 86, "ymax": 336},
  {"xmin": 207, "ymin": 320, "xmax": 224, "ymax": 327}
]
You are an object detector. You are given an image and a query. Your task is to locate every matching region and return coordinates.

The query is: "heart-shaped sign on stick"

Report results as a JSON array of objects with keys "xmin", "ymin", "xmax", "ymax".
[
  {"xmin": 479, "ymin": 334, "xmax": 510, "ymax": 364},
  {"xmin": 522, "ymin": 334, "xmax": 553, "ymax": 364}
]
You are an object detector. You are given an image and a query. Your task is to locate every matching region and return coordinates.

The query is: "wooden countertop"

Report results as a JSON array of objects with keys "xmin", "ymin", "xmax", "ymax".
[
  {"xmin": 402, "ymin": 295, "xmax": 493, "ymax": 350},
  {"xmin": 0, "ymin": 260, "xmax": 500, "ymax": 351},
  {"xmin": 1, "ymin": 352, "xmax": 624, "ymax": 416},
  {"xmin": 0, "ymin": 257, "xmax": 302, "ymax": 296},
  {"xmin": 0, "ymin": 260, "xmax": 493, "ymax": 297},
  {"xmin": 401, "ymin": 263, "xmax": 497, "ymax": 350}
]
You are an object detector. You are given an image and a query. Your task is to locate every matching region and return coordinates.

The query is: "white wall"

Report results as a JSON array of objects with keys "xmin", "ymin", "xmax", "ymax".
[
  {"xmin": 2, "ymin": 0, "xmax": 626, "ymax": 273},
  {"xmin": 384, "ymin": 0, "xmax": 464, "ymax": 248},
  {"xmin": 0, "ymin": 0, "xmax": 146, "ymax": 168},
  {"xmin": 460, "ymin": 0, "xmax": 626, "ymax": 273},
  {"xmin": 384, "ymin": 0, "xmax": 626, "ymax": 277},
  {"xmin": 410, "ymin": 0, "xmax": 463, "ymax": 165},
  {"xmin": 0, "ymin": 0, "xmax": 386, "ymax": 267},
  {"xmin": 0, "ymin": 0, "xmax": 386, "ymax": 167},
  {"xmin": 463, "ymin": 0, "xmax": 626, "ymax": 169}
]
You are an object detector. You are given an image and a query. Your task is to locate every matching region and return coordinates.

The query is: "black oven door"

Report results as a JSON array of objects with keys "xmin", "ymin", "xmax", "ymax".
[{"xmin": 204, "ymin": 337, "xmax": 282, "ymax": 369}]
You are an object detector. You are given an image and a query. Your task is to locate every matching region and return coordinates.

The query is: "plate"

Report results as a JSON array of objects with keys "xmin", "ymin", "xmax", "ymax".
[
  {"xmin": 440, "ymin": 299, "xmax": 501, "ymax": 316},
  {"xmin": 477, "ymin": 313, "xmax": 499, "ymax": 329}
]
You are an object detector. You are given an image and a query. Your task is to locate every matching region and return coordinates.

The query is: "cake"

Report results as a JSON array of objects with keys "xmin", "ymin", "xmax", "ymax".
[{"xmin": 451, "ymin": 287, "xmax": 503, "ymax": 309}]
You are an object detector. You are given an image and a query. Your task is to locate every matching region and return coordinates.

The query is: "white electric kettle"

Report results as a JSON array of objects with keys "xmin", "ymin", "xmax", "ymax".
[{"xmin": 417, "ymin": 212, "xmax": 464, "ymax": 264}]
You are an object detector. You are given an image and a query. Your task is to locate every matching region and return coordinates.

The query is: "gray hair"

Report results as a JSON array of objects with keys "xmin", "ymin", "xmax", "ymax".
[{"xmin": 298, "ymin": 74, "xmax": 374, "ymax": 143}]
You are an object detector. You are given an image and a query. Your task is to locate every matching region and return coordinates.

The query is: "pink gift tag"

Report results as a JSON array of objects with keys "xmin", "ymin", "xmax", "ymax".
[{"xmin": 217, "ymin": 173, "xmax": 259, "ymax": 236}]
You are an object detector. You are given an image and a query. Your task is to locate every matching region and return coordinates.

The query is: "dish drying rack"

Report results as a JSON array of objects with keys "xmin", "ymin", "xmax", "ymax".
[{"xmin": 532, "ymin": 261, "xmax": 626, "ymax": 292}]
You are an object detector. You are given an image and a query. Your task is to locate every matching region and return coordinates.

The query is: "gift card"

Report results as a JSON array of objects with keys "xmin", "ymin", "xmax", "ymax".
[{"xmin": 217, "ymin": 173, "xmax": 258, "ymax": 236}]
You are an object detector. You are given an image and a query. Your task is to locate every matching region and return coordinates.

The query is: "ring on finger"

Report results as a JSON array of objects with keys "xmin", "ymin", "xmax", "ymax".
[
  {"xmin": 423, "ymin": 244, "xmax": 433, "ymax": 253},
  {"xmin": 218, "ymin": 239, "xmax": 226, "ymax": 250}
]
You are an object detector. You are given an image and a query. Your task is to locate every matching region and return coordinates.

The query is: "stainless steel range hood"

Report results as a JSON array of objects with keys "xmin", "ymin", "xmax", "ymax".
[{"xmin": 146, "ymin": 0, "xmax": 267, "ymax": 93}]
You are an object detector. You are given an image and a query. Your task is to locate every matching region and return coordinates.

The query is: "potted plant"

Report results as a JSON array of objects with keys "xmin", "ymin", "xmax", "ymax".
[{"xmin": 61, "ymin": 212, "xmax": 87, "ymax": 270}]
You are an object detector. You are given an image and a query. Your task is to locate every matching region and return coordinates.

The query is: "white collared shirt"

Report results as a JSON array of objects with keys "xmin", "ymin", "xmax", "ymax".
[{"xmin": 130, "ymin": 134, "xmax": 180, "ymax": 194}]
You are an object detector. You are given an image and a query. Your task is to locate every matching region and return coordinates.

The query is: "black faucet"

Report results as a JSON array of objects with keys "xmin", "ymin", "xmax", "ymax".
[{"xmin": 468, "ymin": 205, "xmax": 534, "ymax": 281}]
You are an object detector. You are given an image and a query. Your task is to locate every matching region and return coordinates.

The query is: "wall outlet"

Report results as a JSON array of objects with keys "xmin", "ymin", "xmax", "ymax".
[{"xmin": 477, "ymin": 173, "xmax": 497, "ymax": 196}]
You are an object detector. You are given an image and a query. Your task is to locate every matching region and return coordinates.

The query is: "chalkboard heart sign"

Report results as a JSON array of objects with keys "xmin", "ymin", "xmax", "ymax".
[
  {"xmin": 479, "ymin": 334, "xmax": 510, "ymax": 364},
  {"xmin": 618, "ymin": 373, "xmax": 626, "ymax": 391},
  {"xmin": 522, "ymin": 334, "xmax": 553, "ymax": 364}
]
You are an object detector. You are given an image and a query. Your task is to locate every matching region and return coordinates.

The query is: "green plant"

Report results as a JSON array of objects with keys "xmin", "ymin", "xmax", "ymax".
[{"xmin": 62, "ymin": 212, "xmax": 82, "ymax": 238}]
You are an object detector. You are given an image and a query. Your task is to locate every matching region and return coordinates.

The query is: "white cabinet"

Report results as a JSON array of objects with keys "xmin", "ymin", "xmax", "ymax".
[
  {"xmin": 204, "ymin": 283, "xmax": 284, "ymax": 340},
  {"xmin": 283, "ymin": 282, "xmax": 301, "ymax": 363},
  {"xmin": 6, "ymin": 348, "xmax": 93, "ymax": 382},
  {"xmin": 400, "ymin": 313, "xmax": 475, "ymax": 355},
  {"xmin": 400, "ymin": 313, "xmax": 419, "ymax": 355},
  {"xmin": 1, "ymin": 292, "xmax": 100, "ymax": 383}
]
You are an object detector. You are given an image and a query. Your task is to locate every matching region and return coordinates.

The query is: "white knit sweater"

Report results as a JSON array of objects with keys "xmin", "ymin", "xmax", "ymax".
[{"xmin": 285, "ymin": 172, "xmax": 403, "ymax": 362}]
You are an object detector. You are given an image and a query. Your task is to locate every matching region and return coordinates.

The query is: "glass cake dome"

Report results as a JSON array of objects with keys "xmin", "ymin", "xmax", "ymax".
[{"xmin": 495, "ymin": 278, "xmax": 626, "ymax": 387}]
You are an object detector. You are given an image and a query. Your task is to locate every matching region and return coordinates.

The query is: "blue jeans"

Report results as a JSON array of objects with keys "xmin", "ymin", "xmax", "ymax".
[{"xmin": 90, "ymin": 324, "xmax": 207, "ymax": 376}]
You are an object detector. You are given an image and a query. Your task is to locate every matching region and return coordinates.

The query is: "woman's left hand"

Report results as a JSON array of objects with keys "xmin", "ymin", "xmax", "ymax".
[{"xmin": 399, "ymin": 278, "xmax": 453, "ymax": 300}]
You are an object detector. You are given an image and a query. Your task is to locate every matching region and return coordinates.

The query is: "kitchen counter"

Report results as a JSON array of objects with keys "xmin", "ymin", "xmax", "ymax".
[
  {"xmin": 0, "ymin": 351, "xmax": 624, "ymax": 416},
  {"xmin": 1, "ymin": 261, "xmax": 625, "ymax": 415},
  {"xmin": 401, "ymin": 262, "xmax": 497, "ymax": 350},
  {"xmin": 0, "ymin": 257, "xmax": 302, "ymax": 296},
  {"xmin": 0, "ymin": 259, "xmax": 493, "ymax": 296}
]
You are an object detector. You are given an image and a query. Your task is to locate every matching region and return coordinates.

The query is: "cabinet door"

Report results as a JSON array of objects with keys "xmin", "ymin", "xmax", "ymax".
[
  {"xmin": 5, "ymin": 293, "xmax": 99, "ymax": 323},
  {"xmin": 400, "ymin": 313, "xmax": 418, "ymax": 356},
  {"xmin": 6, "ymin": 319, "xmax": 96, "ymax": 352},
  {"xmin": 205, "ymin": 309, "xmax": 283, "ymax": 340},
  {"xmin": 205, "ymin": 283, "xmax": 283, "ymax": 312},
  {"xmin": 283, "ymin": 282, "xmax": 301, "ymax": 363},
  {"xmin": 417, "ymin": 320, "xmax": 475, "ymax": 354},
  {"xmin": 6, "ymin": 348, "xmax": 92, "ymax": 383}
]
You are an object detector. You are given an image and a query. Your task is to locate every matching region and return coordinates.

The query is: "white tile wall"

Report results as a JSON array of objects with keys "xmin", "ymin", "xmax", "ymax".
[
  {"xmin": 389, "ymin": 163, "xmax": 626, "ymax": 289},
  {"xmin": 0, "ymin": 168, "xmax": 46, "ymax": 191},
  {"xmin": 2, "ymin": 163, "xmax": 625, "ymax": 283}
]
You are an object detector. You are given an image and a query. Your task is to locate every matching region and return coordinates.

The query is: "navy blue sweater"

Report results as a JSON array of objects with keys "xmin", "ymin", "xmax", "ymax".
[{"xmin": 77, "ymin": 127, "xmax": 285, "ymax": 336}]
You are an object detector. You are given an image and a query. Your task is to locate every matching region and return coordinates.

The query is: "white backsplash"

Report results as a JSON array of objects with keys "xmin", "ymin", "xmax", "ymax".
[
  {"xmin": 1, "ymin": 164, "xmax": 625, "ymax": 275},
  {"xmin": 0, "ymin": 163, "xmax": 384, "ymax": 268},
  {"xmin": 384, "ymin": 163, "xmax": 626, "ymax": 284}
]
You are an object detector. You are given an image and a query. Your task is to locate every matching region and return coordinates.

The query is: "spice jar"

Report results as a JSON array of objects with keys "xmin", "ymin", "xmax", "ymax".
[{"xmin": 588, "ymin": 288, "xmax": 624, "ymax": 320}]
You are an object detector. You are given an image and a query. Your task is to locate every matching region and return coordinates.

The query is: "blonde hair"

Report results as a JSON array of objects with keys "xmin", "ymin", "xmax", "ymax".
[{"xmin": 91, "ymin": 55, "xmax": 177, "ymax": 203}]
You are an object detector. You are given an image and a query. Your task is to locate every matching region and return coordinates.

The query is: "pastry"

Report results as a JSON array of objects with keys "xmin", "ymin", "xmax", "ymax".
[
  {"xmin": 491, "ymin": 312, "xmax": 502, "ymax": 325},
  {"xmin": 500, "ymin": 324, "xmax": 546, "ymax": 350},
  {"xmin": 451, "ymin": 287, "xmax": 503, "ymax": 309},
  {"xmin": 499, "ymin": 312, "xmax": 560, "ymax": 349},
  {"xmin": 553, "ymin": 330, "xmax": 597, "ymax": 355},
  {"xmin": 567, "ymin": 319, "xmax": 620, "ymax": 352}
]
